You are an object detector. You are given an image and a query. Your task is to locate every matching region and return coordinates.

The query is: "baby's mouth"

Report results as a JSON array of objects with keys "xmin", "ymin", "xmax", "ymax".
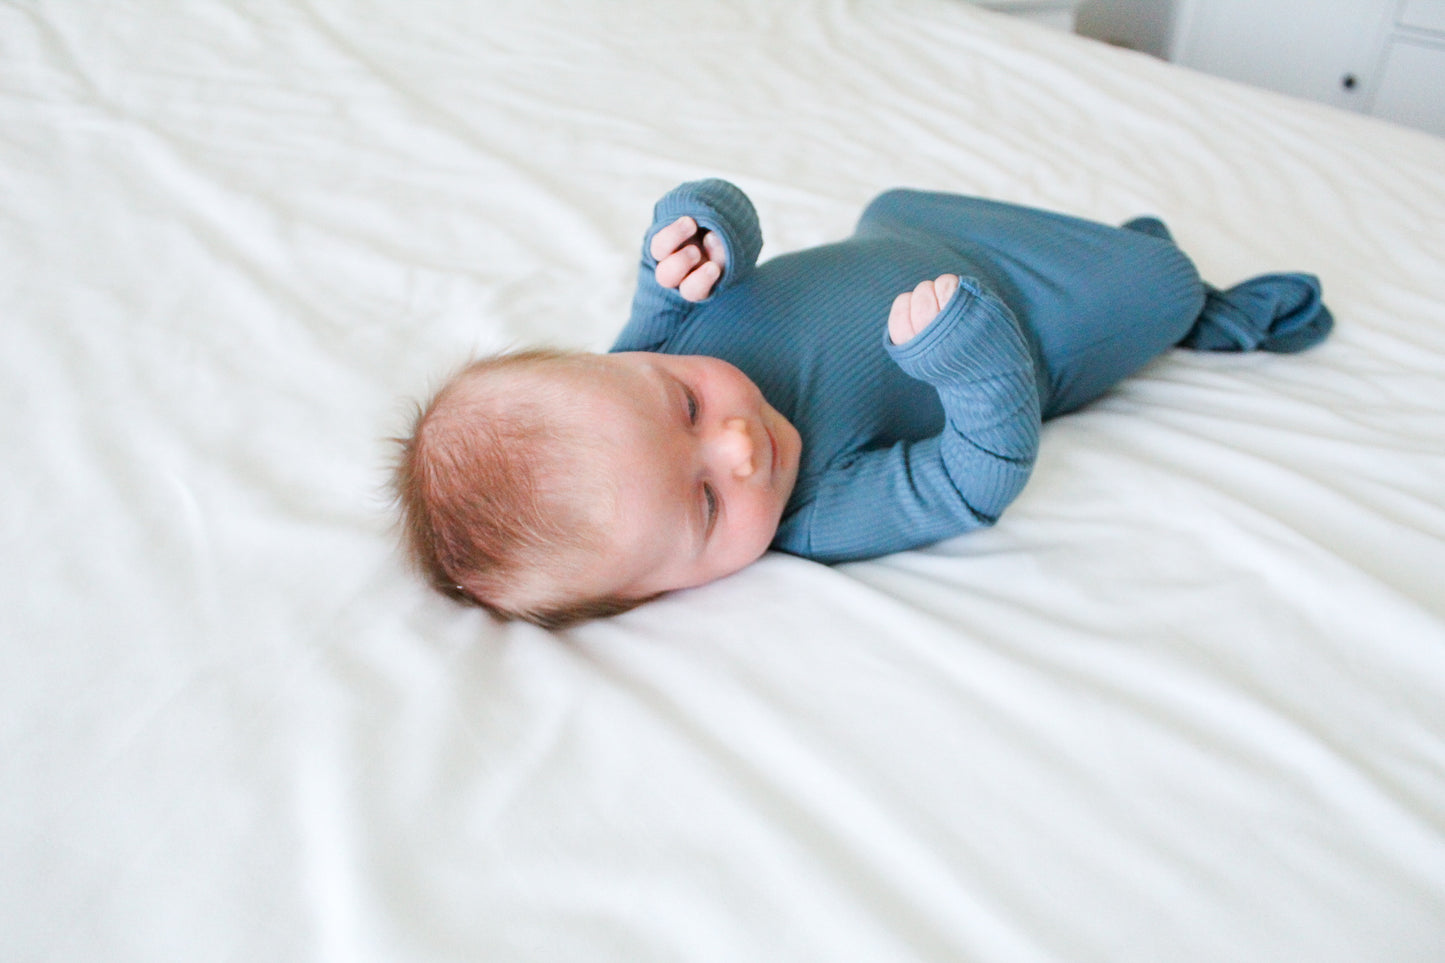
[{"xmin": 759, "ymin": 412, "xmax": 778, "ymax": 480}]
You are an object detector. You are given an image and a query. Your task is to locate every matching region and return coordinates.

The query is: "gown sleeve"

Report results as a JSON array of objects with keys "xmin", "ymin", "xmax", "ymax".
[
  {"xmin": 611, "ymin": 178, "xmax": 765, "ymax": 353},
  {"xmin": 776, "ymin": 277, "xmax": 1041, "ymax": 562}
]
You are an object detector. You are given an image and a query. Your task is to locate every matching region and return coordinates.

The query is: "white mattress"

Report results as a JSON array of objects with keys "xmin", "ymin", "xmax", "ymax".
[{"xmin": 5, "ymin": 1, "xmax": 1445, "ymax": 960}]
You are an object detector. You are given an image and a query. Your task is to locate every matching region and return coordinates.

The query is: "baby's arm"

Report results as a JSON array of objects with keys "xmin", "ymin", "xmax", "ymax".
[
  {"xmin": 777, "ymin": 273, "xmax": 1041, "ymax": 563},
  {"xmin": 613, "ymin": 179, "xmax": 764, "ymax": 353}
]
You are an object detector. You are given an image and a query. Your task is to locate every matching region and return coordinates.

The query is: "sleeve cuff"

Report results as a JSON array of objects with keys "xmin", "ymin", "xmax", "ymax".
[
  {"xmin": 646, "ymin": 178, "xmax": 763, "ymax": 289},
  {"xmin": 885, "ymin": 277, "xmax": 1032, "ymax": 387}
]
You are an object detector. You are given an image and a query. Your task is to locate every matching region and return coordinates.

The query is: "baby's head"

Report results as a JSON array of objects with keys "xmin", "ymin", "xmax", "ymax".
[{"xmin": 393, "ymin": 348, "xmax": 802, "ymax": 627}]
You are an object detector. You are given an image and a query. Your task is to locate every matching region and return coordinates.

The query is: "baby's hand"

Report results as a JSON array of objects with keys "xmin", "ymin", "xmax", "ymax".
[
  {"xmin": 888, "ymin": 274, "xmax": 960, "ymax": 345},
  {"xmin": 652, "ymin": 216, "xmax": 727, "ymax": 302}
]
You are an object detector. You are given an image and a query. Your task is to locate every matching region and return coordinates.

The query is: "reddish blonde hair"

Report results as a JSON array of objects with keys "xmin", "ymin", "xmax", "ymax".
[{"xmin": 391, "ymin": 349, "xmax": 650, "ymax": 628}]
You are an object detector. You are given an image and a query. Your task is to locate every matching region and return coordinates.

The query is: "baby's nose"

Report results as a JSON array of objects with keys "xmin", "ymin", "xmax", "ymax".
[{"xmin": 716, "ymin": 417, "xmax": 756, "ymax": 479}]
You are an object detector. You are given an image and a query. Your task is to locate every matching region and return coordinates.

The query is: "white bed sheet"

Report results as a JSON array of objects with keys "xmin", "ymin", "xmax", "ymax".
[{"xmin": 4, "ymin": 1, "xmax": 1445, "ymax": 961}]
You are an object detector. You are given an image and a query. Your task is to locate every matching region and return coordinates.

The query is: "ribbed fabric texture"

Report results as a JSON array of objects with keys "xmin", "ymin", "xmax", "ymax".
[{"xmin": 610, "ymin": 180, "xmax": 1323, "ymax": 562}]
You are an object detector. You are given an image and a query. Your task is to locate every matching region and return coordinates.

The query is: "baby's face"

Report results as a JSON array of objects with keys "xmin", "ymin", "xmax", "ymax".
[{"xmin": 568, "ymin": 352, "xmax": 802, "ymax": 601}]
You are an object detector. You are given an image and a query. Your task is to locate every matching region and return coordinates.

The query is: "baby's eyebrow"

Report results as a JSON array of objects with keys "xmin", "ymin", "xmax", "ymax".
[
  {"xmin": 641, "ymin": 360, "xmax": 674, "ymax": 409},
  {"xmin": 659, "ymin": 369, "xmax": 693, "ymax": 424}
]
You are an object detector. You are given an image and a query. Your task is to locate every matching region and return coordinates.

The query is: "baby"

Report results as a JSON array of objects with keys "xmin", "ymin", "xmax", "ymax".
[{"xmin": 394, "ymin": 179, "xmax": 1332, "ymax": 626}]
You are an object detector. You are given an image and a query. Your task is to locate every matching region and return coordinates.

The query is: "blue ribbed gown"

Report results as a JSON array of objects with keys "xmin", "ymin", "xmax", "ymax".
[{"xmin": 610, "ymin": 179, "xmax": 1331, "ymax": 563}]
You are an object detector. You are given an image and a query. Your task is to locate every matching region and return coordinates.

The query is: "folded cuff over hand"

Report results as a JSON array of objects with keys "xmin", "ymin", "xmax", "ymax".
[{"xmin": 646, "ymin": 178, "xmax": 764, "ymax": 291}]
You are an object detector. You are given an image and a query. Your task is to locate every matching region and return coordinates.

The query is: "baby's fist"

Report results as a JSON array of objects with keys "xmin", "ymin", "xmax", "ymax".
[
  {"xmin": 888, "ymin": 274, "xmax": 960, "ymax": 345},
  {"xmin": 652, "ymin": 216, "xmax": 727, "ymax": 303}
]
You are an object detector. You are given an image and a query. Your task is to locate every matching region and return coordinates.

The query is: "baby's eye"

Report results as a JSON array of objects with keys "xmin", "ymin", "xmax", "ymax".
[
  {"xmin": 702, "ymin": 483, "xmax": 719, "ymax": 533},
  {"xmin": 685, "ymin": 386, "xmax": 700, "ymax": 425}
]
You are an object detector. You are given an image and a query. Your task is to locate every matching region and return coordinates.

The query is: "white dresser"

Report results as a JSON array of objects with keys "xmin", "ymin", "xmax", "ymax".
[{"xmin": 1171, "ymin": 0, "xmax": 1445, "ymax": 137}]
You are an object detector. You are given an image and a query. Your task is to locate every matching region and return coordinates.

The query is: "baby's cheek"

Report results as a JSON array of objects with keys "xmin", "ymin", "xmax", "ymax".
[{"xmin": 743, "ymin": 503, "xmax": 783, "ymax": 560}]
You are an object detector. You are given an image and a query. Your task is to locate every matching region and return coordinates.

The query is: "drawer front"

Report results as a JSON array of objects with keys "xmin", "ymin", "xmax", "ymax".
[
  {"xmin": 1399, "ymin": 0, "xmax": 1445, "ymax": 34},
  {"xmin": 1373, "ymin": 38, "xmax": 1445, "ymax": 136}
]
